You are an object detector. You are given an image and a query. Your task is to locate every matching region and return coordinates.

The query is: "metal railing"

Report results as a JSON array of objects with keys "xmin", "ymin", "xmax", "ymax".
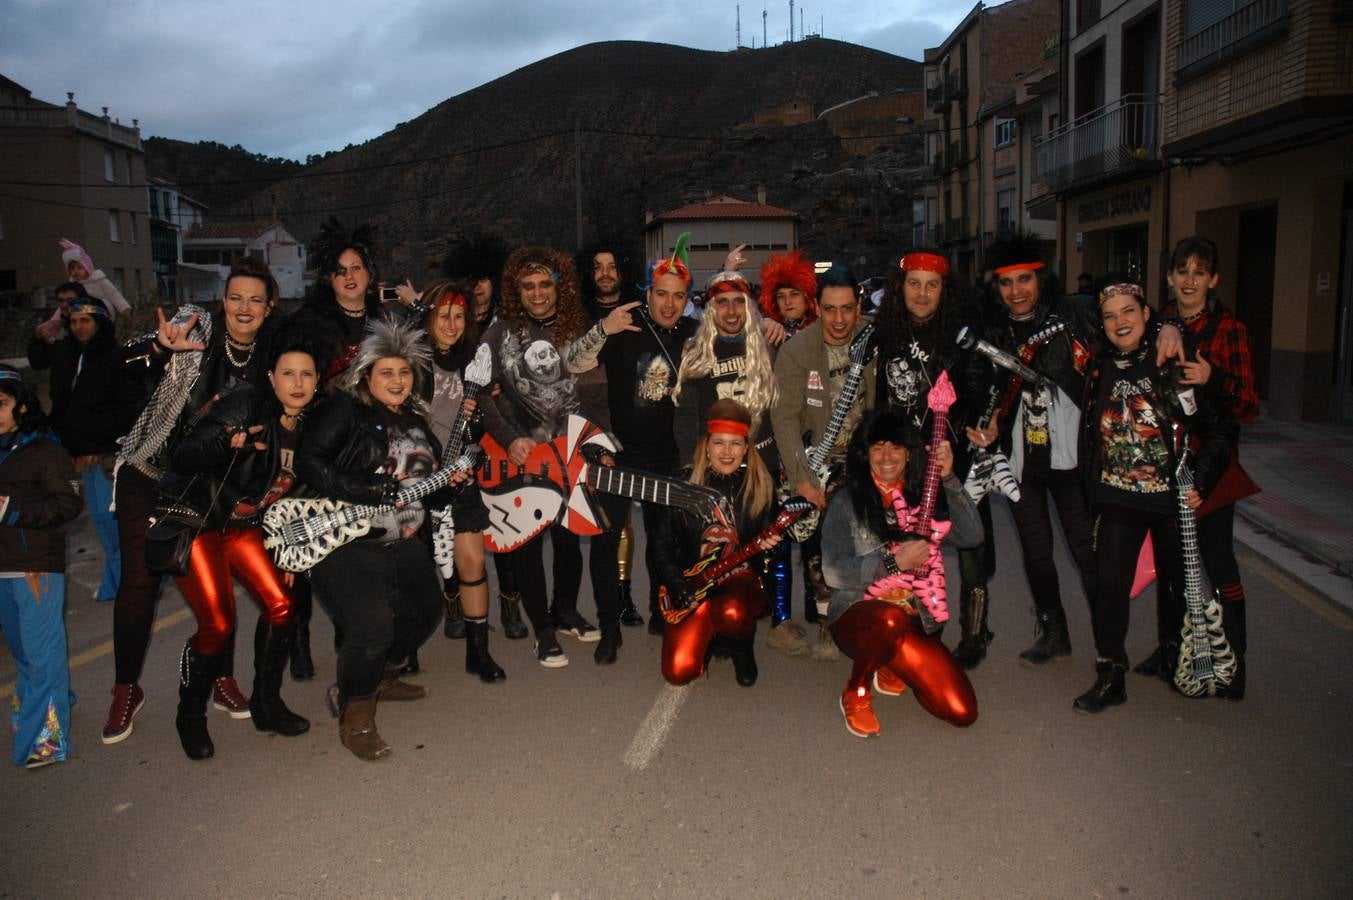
[
  {"xmin": 1035, "ymin": 93, "xmax": 1162, "ymax": 191},
  {"xmin": 0, "ymin": 105, "xmax": 141, "ymax": 149},
  {"xmin": 945, "ymin": 70, "xmax": 967, "ymax": 100},
  {"xmin": 1177, "ymin": 0, "xmax": 1289, "ymax": 72},
  {"xmin": 1078, "ymin": 0, "xmax": 1101, "ymax": 31},
  {"xmin": 927, "ymin": 84, "xmax": 947, "ymax": 110}
]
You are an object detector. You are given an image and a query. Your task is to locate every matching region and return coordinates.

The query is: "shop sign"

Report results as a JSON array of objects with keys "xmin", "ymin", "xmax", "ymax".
[{"xmin": 1078, "ymin": 186, "xmax": 1152, "ymax": 224}]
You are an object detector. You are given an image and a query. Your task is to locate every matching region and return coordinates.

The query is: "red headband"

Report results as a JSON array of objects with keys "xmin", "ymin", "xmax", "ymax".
[
  {"xmin": 900, "ymin": 252, "xmax": 950, "ymax": 277},
  {"xmin": 707, "ymin": 418, "xmax": 750, "ymax": 438},
  {"xmin": 707, "ymin": 278, "xmax": 750, "ymax": 299},
  {"xmin": 432, "ymin": 292, "xmax": 468, "ymax": 310},
  {"xmin": 993, "ymin": 261, "xmax": 1044, "ymax": 276}
]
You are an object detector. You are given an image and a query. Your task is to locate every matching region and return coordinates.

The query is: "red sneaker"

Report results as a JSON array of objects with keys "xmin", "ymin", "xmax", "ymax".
[
  {"xmin": 212, "ymin": 676, "xmax": 252, "ymax": 719},
  {"xmin": 840, "ymin": 685, "xmax": 881, "ymax": 738},
  {"xmin": 101, "ymin": 683, "xmax": 145, "ymax": 745},
  {"xmin": 873, "ymin": 666, "xmax": 907, "ymax": 697}
]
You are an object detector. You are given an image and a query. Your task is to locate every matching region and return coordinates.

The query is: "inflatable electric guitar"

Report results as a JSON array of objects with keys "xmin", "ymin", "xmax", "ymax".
[
  {"xmin": 783, "ymin": 323, "xmax": 874, "ymax": 541},
  {"xmin": 263, "ymin": 449, "xmax": 481, "ymax": 573},
  {"xmin": 478, "ymin": 414, "xmax": 731, "ymax": 553},
  {"xmin": 429, "ymin": 345, "xmax": 492, "ymax": 579},
  {"xmin": 1172, "ymin": 445, "xmax": 1237, "ymax": 697},
  {"xmin": 659, "ymin": 497, "xmax": 815, "ymax": 626}
]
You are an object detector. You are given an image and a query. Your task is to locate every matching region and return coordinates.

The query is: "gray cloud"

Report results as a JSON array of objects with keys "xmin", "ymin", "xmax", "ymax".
[{"xmin": 1, "ymin": 0, "xmax": 970, "ymax": 159}]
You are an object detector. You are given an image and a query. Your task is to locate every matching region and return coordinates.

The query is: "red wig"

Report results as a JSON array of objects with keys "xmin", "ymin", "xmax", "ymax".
[{"xmin": 758, "ymin": 250, "xmax": 818, "ymax": 325}]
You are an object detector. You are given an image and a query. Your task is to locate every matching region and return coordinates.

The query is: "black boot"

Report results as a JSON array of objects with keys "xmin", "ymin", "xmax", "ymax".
[
  {"xmin": 730, "ymin": 639, "xmax": 758, "ymax": 687},
  {"xmin": 1216, "ymin": 599, "xmax": 1247, "ymax": 701},
  {"xmin": 595, "ymin": 623, "xmax": 622, "ymax": 665},
  {"xmin": 1133, "ymin": 645, "xmax": 1164, "ymax": 676},
  {"xmin": 1019, "ymin": 609, "xmax": 1072, "ymax": 665},
  {"xmin": 499, "ymin": 591, "xmax": 529, "ymax": 641},
  {"xmin": 465, "ymin": 619, "xmax": 506, "ymax": 683},
  {"xmin": 1073, "ymin": 659, "xmax": 1128, "ymax": 713},
  {"xmin": 250, "ymin": 619, "xmax": 311, "ymax": 737},
  {"xmin": 443, "ymin": 589, "xmax": 466, "ymax": 639},
  {"xmin": 618, "ymin": 580, "xmax": 644, "ymax": 627},
  {"xmin": 176, "ymin": 644, "xmax": 224, "ymax": 760},
  {"xmin": 647, "ymin": 586, "xmax": 665, "ymax": 636},
  {"xmin": 399, "ymin": 649, "xmax": 420, "ymax": 675},
  {"xmin": 289, "ymin": 583, "xmax": 315, "ymax": 681},
  {"xmin": 951, "ymin": 586, "xmax": 994, "ymax": 670}
]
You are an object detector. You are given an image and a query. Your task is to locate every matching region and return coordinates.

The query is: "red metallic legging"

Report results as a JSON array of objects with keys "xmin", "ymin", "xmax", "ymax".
[
  {"xmin": 831, "ymin": 599, "xmax": 978, "ymax": 726},
  {"xmin": 176, "ymin": 528, "xmax": 292, "ymax": 656},
  {"xmin": 662, "ymin": 571, "xmax": 767, "ymax": 685}
]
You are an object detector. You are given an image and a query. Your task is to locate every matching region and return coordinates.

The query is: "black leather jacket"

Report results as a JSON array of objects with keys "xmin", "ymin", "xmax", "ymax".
[
  {"xmin": 985, "ymin": 292, "xmax": 1101, "ymax": 419},
  {"xmin": 159, "ymin": 384, "xmax": 301, "ymax": 530},
  {"xmin": 648, "ymin": 467, "xmax": 776, "ymax": 606},
  {"xmin": 293, "ymin": 391, "xmax": 402, "ymax": 505}
]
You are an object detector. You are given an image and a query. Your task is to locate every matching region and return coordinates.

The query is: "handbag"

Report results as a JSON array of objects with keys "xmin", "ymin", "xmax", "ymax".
[
  {"xmin": 144, "ymin": 450, "xmax": 240, "ymax": 576},
  {"xmin": 144, "ymin": 503, "xmax": 207, "ymax": 576}
]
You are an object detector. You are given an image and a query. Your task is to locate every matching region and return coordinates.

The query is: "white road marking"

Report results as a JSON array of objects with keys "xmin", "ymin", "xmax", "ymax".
[{"xmin": 623, "ymin": 683, "xmax": 691, "ymax": 770}]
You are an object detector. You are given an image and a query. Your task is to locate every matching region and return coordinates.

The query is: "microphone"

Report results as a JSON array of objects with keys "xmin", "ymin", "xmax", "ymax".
[{"xmin": 956, "ymin": 326, "xmax": 1051, "ymax": 387}]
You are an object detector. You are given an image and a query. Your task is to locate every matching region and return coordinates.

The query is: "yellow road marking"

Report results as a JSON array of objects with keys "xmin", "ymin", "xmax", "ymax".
[
  {"xmin": 0, "ymin": 607, "xmax": 194, "ymax": 700},
  {"xmin": 1238, "ymin": 546, "xmax": 1353, "ymax": 630}
]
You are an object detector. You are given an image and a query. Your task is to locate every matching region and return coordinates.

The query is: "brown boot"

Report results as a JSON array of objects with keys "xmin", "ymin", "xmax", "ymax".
[
  {"xmin": 338, "ymin": 696, "xmax": 390, "ymax": 761},
  {"xmin": 378, "ymin": 665, "xmax": 429, "ymax": 701}
]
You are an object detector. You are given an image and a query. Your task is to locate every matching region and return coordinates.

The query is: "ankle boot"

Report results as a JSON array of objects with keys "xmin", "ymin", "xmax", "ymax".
[
  {"xmin": 730, "ymin": 638, "xmax": 758, "ymax": 687},
  {"xmin": 1019, "ymin": 608, "xmax": 1071, "ymax": 665},
  {"xmin": 1073, "ymin": 659, "xmax": 1127, "ymax": 713},
  {"xmin": 951, "ymin": 586, "xmax": 994, "ymax": 670},
  {"xmin": 339, "ymin": 695, "xmax": 390, "ymax": 761},
  {"xmin": 1133, "ymin": 645, "xmax": 1164, "ymax": 676},
  {"xmin": 594, "ymin": 623, "xmax": 622, "ymax": 665},
  {"xmin": 1216, "ymin": 599, "xmax": 1247, "ymax": 700},
  {"xmin": 647, "ymin": 587, "xmax": 665, "ymax": 636},
  {"xmin": 378, "ymin": 664, "xmax": 428, "ymax": 701},
  {"xmin": 249, "ymin": 619, "xmax": 310, "ymax": 737},
  {"xmin": 176, "ymin": 644, "xmax": 224, "ymax": 761},
  {"xmin": 289, "ymin": 590, "xmax": 316, "ymax": 681},
  {"xmin": 618, "ymin": 580, "xmax": 644, "ymax": 627},
  {"xmin": 442, "ymin": 589, "xmax": 466, "ymax": 639},
  {"xmin": 499, "ymin": 591, "xmax": 529, "ymax": 640},
  {"xmin": 465, "ymin": 620, "xmax": 506, "ymax": 682}
]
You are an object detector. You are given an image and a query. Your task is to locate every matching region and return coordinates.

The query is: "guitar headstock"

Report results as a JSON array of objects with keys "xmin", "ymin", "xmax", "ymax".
[
  {"xmin": 779, "ymin": 497, "xmax": 815, "ymax": 523},
  {"xmin": 927, "ymin": 369, "xmax": 957, "ymax": 414},
  {"xmin": 466, "ymin": 344, "xmax": 493, "ymax": 389},
  {"xmin": 1174, "ymin": 445, "xmax": 1195, "ymax": 491},
  {"xmin": 849, "ymin": 322, "xmax": 876, "ymax": 366}
]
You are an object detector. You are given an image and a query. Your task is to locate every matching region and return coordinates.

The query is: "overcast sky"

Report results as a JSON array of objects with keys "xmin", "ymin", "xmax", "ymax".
[{"xmin": 2, "ymin": 0, "xmax": 972, "ymax": 161}]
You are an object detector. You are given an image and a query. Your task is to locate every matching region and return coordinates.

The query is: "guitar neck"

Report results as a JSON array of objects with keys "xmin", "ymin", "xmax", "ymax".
[
  {"xmin": 909, "ymin": 409, "xmax": 950, "ymax": 535},
  {"xmin": 439, "ymin": 382, "xmax": 482, "ymax": 467},
  {"xmin": 808, "ymin": 360, "xmax": 866, "ymax": 471},
  {"xmin": 586, "ymin": 465, "xmax": 721, "ymax": 520},
  {"xmin": 1176, "ymin": 483, "xmax": 1205, "ymax": 611}
]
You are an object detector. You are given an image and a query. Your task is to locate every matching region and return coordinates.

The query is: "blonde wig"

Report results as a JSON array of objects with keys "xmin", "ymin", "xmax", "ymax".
[{"xmin": 672, "ymin": 280, "xmax": 778, "ymax": 425}]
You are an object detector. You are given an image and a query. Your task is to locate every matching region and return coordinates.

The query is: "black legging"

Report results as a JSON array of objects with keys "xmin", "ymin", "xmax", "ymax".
[
  {"xmin": 1092, "ymin": 504, "xmax": 1182, "ymax": 666},
  {"xmin": 309, "ymin": 537, "xmax": 442, "ymax": 706},
  {"xmin": 1008, "ymin": 463, "xmax": 1096, "ymax": 617},
  {"xmin": 112, "ymin": 466, "xmax": 236, "ymax": 683}
]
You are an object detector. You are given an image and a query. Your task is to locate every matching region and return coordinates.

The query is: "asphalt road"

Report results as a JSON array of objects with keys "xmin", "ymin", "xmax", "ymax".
[{"xmin": 3, "ymin": 500, "xmax": 1351, "ymax": 899}]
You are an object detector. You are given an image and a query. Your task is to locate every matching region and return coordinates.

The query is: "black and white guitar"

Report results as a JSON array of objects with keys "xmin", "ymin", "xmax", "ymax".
[
  {"xmin": 264, "ymin": 345, "xmax": 493, "ymax": 574},
  {"xmin": 783, "ymin": 322, "xmax": 874, "ymax": 541},
  {"xmin": 429, "ymin": 345, "xmax": 493, "ymax": 578},
  {"xmin": 1172, "ymin": 446, "xmax": 1237, "ymax": 697}
]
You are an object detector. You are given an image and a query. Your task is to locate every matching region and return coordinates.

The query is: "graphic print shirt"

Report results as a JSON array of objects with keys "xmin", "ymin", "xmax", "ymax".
[
  {"xmin": 1092, "ymin": 355, "xmax": 1173, "ymax": 513},
  {"xmin": 366, "ymin": 406, "xmax": 438, "ymax": 543}
]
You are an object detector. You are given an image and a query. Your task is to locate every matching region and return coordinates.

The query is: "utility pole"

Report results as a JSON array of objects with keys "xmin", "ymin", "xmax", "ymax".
[{"xmin": 574, "ymin": 116, "xmax": 583, "ymax": 251}]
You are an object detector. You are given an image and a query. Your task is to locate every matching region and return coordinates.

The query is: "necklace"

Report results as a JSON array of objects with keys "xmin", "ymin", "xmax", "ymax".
[
  {"xmin": 1183, "ymin": 307, "xmax": 1207, "ymax": 323},
  {"xmin": 224, "ymin": 337, "xmax": 255, "ymax": 369},
  {"xmin": 339, "ymin": 304, "xmax": 366, "ymax": 318}
]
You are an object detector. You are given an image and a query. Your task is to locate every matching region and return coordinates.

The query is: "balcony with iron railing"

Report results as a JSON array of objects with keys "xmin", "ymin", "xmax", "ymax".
[
  {"xmin": 1176, "ymin": 0, "xmax": 1289, "ymax": 78},
  {"xmin": 1035, "ymin": 93, "xmax": 1162, "ymax": 192},
  {"xmin": 927, "ymin": 83, "xmax": 948, "ymax": 111},
  {"xmin": 945, "ymin": 70, "xmax": 967, "ymax": 101},
  {"xmin": 935, "ymin": 217, "xmax": 972, "ymax": 245},
  {"xmin": 1077, "ymin": 0, "xmax": 1101, "ymax": 33}
]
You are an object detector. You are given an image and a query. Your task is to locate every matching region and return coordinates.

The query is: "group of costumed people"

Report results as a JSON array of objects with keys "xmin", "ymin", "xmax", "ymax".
[{"xmin": 0, "ymin": 219, "xmax": 1258, "ymax": 768}]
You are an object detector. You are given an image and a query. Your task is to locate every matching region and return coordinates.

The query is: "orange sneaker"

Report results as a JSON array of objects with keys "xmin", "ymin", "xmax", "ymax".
[
  {"xmin": 839, "ymin": 685, "xmax": 881, "ymax": 738},
  {"xmin": 872, "ymin": 666, "xmax": 907, "ymax": 697}
]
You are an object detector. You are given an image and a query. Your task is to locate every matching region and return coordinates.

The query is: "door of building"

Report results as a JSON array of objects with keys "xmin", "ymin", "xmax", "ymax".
[
  {"xmin": 1108, "ymin": 223, "xmax": 1150, "ymax": 285},
  {"xmin": 1334, "ymin": 184, "xmax": 1353, "ymax": 421},
  {"xmin": 1235, "ymin": 207, "xmax": 1277, "ymax": 400}
]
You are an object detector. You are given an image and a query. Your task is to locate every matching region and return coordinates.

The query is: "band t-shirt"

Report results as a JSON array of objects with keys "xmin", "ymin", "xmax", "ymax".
[
  {"xmin": 598, "ymin": 315, "xmax": 696, "ymax": 470},
  {"xmin": 367, "ymin": 406, "xmax": 437, "ymax": 543},
  {"xmin": 1092, "ymin": 355, "xmax": 1173, "ymax": 513}
]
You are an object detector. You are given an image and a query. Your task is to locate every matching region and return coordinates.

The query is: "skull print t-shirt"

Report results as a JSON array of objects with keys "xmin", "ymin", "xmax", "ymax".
[
  {"xmin": 366, "ymin": 406, "xmax": 438, "ymax": 543},
  {"xmin": 1091, "ymin": 354, "xmax": 1173, "ymax": 513}
]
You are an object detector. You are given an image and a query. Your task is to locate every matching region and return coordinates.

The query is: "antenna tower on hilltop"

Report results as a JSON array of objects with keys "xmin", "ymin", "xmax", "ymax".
[
  {"xmin": 736, "ymin": 4, "xmax": 741, "ymax": 47},
  {"xmin": 763, "ymin": 4, "xmax": 767, "ymax": 47},
  {"xmin": 790, "ymin": 0, "xmax": 794, "ymax": 41}
]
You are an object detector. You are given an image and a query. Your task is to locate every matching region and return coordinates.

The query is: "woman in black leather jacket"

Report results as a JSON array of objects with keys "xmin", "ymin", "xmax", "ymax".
[
  {"xmin": 159, "ymin": 335, "xmax": 321, "ymax": 759},
  {"xmin": 294, "ymin": 319, "xmax": 460, "ymax": 761},
  {"xmin": 1071, "ymin": 275, "xmax": 1236, "ymax": 714},
  {"xmin": 649, "ymin": 399, "xmax": 782, "ymax": 688}
]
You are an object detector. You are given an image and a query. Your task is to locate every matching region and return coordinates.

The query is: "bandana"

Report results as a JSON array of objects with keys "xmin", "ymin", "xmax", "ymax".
[
  {"xmin": 993, "ymin": 261, "xmax": 1044, "ymax": 276},
  {"xmin": 1098, "ymin": 282, "xmax": 1144, "ymax": 303},
  {"xmin": 707, "ymin": 418, "xmax": 750, "ymax": 438},
  {"xmin": 900, "ymin": 252, "xmax": 950, "ymax": 277},
  {"xmin": 431, "ymin": 292, "xmax": 468, "ymax": 310},
  {"xmin": 706, "ymin": 272, "xmax": 751, "ymax": 298},
  {"xmin": 69, "ymin": 301, "xmax": 109, "ymax": 319}
]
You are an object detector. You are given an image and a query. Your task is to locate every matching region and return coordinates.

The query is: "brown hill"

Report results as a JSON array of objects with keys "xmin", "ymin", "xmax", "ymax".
[{"xmin": 224, "ymin": 38, "xmax": 926, "ymax": 280}]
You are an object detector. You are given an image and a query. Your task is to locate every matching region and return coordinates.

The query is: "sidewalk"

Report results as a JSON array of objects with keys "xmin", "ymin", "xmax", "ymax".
[{"xmin": 1235, "ymin": 412, "xmax": 1353, "ymax": 594}]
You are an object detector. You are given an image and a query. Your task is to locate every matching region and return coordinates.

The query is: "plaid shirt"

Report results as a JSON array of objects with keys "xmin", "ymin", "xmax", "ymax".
[{"xmin": 1164, "ymin": 300, "xmax": 1259, "ymax": 422}]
